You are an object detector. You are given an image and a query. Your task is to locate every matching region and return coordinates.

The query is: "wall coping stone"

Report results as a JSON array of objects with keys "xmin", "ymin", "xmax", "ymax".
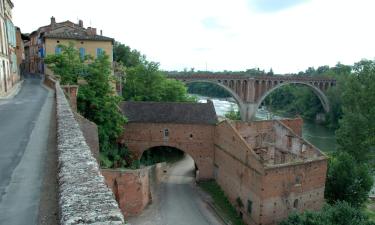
[{"xmin": 55, "ymin": 80, "xmax": 126, "ymax": 225}]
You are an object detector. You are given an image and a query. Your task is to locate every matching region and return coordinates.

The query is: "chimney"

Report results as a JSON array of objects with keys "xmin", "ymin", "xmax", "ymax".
[
  {"xmin": 51, "ymin": 16, "xmax": 56, "ymax": 25},
  {"xmin": 100, "ymin": 30, "xmax": 102, "ymax": 36},
  {"xmin": 78, "ymin": 20, "xmax": 83, "ymax": 27}
]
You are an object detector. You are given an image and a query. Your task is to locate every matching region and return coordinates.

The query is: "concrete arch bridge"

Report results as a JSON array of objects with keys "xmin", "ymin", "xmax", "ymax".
[{"xmin": 168, "ymin": 74, "xmax": 336, "ymax": 121}]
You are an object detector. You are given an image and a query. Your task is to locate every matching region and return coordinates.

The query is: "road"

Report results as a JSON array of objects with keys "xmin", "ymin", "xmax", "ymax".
[
  {"xmin": 0, "ymin": 76, "xmax": 54, "ymax": 225},
  {"xmin": 128, "ymin": 155, "xmax": 224, "ymax": 225}
]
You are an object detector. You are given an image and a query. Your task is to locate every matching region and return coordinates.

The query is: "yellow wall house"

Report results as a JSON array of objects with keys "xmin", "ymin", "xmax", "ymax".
[{"xmin": 43, "ymin": 30, "xmax": 114, "ymax": 76}]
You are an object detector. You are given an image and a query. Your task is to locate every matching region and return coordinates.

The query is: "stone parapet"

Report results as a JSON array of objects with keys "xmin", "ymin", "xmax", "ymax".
[{"xmin": 54, "ymin": 80, "xmax": 126, "ymax": 224}]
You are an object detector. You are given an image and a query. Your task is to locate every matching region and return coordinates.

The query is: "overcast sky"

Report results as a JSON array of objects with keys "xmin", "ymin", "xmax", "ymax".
[{"xmin": 12, "ymin": 0, "xmax": 375, "ymax": 73}]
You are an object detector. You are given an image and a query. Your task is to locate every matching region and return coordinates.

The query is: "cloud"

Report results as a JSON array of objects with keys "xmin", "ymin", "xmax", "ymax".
[
  {"xmin": 249, "ymin": 0, "xmax": 309, "ymax": 13},
  {"xmin": 201, "ymin": 17, "xmax": 226, "ymax": 30}
]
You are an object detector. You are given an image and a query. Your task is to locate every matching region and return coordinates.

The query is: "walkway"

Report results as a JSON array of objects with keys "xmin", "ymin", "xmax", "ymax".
[
  {"xmin": 129, "ymin": 155, "xmax": 224, "ymax": 225},
  {"xmin": 0, "ymin": 75, "xmax": 54, "ymax": 225}
]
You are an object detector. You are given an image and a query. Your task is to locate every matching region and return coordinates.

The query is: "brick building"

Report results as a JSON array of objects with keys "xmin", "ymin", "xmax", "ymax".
[
  {"xmin": 24, "ymin": 17, "xmax": 114, "ymax": 75},
  {"xmin": 118, "ymin": 101, "xmax": 328, "ymax": 225}
]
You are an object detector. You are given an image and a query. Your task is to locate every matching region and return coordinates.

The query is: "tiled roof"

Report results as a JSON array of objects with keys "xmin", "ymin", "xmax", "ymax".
[
  {"xmin": 44, "ymin": 32, "xmax": 114, "ymax": 42},
  {"xmin": 120, "ymin": 101, "xmax": 218, "ymax": 125}
]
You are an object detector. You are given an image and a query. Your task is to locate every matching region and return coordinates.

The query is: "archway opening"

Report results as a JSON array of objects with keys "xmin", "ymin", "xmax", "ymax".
[
  {"xmin": 259, "ymin": 83, "xmax": 326, "ymax": 122},
  {"xmin": 186, "ymin": 81, "xmax": 242, "ymax": 120},
  {"xmin": 140, "ymin": 146, "xmax": 198, "ymax": 178}
]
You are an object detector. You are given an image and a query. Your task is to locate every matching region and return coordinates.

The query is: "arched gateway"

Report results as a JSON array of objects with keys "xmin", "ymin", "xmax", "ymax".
[
  {"xmin": 168, "ymin": 74, "xmax": 336, "ymax": 121},
  {"xmin": 118, "ymin": 101, "xmax": 217, "ymax": 180}
]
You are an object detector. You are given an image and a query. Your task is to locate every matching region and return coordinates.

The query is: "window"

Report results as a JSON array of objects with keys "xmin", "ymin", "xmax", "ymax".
[
  {"xmin": 293, "ymin": 199, "xmax": 299, "ymax": 208},
  {"xmin": 55, "ymin": 46, "xmax": 62, "ymax": 55},
  {"xmin": 163, "ymin": 128, "xmax": 169, "ymax": 138},
  {"xmin": 79, "ymin": 47, "xmax": 85, "ymax": 59},
  {"xmin": 96, "ymin": 48, "xmax": 104, "ymax": 58},
  {"xmin": 247, "ymin": 200, "xmax": 252, "ymax": 214}
]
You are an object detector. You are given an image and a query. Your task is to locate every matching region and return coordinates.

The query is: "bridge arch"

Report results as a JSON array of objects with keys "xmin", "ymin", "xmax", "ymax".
[
  {"xmin": 184, "ymin": 80, "xmax": 244, "ymax": 107},
  {"xmin": 256, "ymin": 81, "xmax": 330, "ymax": 113}
]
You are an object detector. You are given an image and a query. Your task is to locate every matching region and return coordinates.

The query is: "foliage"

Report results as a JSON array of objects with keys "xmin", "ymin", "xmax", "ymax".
[
  {"xmin": 325, "ymin": 152, "xmax": 373, "ymax": 207},
  {"xmin": 123, "ymin": 61, "xmax": 194, "ymax": 102},
  {"xmin": 264, "ymin": 85, "xmax": 324, "ymax": 121},
  {"xmin": 225, "ymin": 107, "xmax": 241, "ymax": 120},
  {"xmin": 113, "ymin": 41, "xmax": 143, "ymax": 68},
  {"xmin": 77, "ymin": 54, "xmax": 127, "ymax": 165},
  {"xmin": 44, "ymin": 42, "xmax": 88, "ymax": 84},
  {"xmin": 187, "ymin": 82, "xmax": 231, "ymax": 98},
  {"xmin": 278, "ymin": 201, "xmax": 375, "ymax": 225},
  {"xmin": 199, "ymin": 181, "xmax": 245, "ymax": 225},
  {"xmin": 336, "ymin": 60, "xmax": 375, "ymax": 165},
  {"xmin": 46, "ymin": 43, "xmax": 128, "ymax": 168}
]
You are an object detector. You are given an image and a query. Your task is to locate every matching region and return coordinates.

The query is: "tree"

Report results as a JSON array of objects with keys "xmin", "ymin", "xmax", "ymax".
[
  {"xmin": 325, "ymin": 152, "xmax": 373, "ymax": 207},
  {"xmin": 113, "ymin": 42, "xmax": 142, "ymax": 68},
  {"xmin": 77, "ymin": 53, "xmax": 127, "ymax": 159},
  {"xmin": 336, "ymin": 60, "xmax": 375, "ymax": 165},
  {"xmin": 123, "ymin": 61, "xmax": 193, "ymax": 102},
  {"xmin": 279, "ymin": 201, "xmax": 375, "ymax": 225},
  {"xmin": 44, "ymin": 42, "xmax": 87, "ymax": 84}
]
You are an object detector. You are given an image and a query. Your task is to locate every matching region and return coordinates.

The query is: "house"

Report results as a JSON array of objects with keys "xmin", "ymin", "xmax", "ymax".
[
  {"xmin": 24, "ymin": 17, "xmax": 114, "ymax": 75},
  {"xmin": 0, "ymin": 0, "xmax": 18, "ymax": 97}
]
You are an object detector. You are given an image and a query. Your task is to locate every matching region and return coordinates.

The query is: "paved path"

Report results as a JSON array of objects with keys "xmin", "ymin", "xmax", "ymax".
[
  {"xmin": 0, "ymin": 76, "xmax": 53, "ymax": 225},
  {"xmin": 129, "ymin": 155, "xmax": 224, "ymax": 225}
]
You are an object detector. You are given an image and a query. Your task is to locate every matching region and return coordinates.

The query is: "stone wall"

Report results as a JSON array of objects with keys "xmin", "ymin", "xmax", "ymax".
[
  {"xmin": 102, "ymin": 163, "xmax": 166, "ymax": 217},
  {"xmin": 52, "ymin": 77, "xmax": 125, "ymax": 224}
]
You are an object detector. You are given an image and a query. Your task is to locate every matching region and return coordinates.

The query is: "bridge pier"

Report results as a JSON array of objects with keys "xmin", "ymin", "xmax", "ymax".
[{"xmin": 239, "ymin": 102, "xmax": 258, "ymax": 122}]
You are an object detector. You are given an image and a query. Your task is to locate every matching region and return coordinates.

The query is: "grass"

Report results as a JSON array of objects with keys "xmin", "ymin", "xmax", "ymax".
[{"xmin": 199, "ymin": 180, "xmax": 245, "ymax": 225}]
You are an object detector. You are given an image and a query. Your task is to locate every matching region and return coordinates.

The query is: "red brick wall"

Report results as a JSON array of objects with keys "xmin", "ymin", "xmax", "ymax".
[
  {"xmin": 120, "ymin": 122, "xmax": 215, "ymax": 180},
  {"xmin": 61, "ymin": 85, "xmax": 78, "ymax": 112},
  {"xmin": 279, "ymin": 117, "xmax": 303, "ymax": 136},
  {"xmin": 260, "ymin": 160, "xmax": 327, "ymax": 224},
  {"xmin": 214, "ymin": 121, "xmax": 265, "ymax": 225},
  {"xmin": 102, "ymin": 168, "xmax": 150, "ymax": 217}
]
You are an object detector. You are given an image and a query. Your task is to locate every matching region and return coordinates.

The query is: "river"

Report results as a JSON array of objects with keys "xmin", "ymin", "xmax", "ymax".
[{"xmin": 194, "ymin": 95, "xmax": 337, "ymax": 153}]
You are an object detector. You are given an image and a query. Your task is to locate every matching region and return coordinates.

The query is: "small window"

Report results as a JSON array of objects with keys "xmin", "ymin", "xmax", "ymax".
[
  {"xmin": 164, "ymin": 128, "xmax": 169, "ymax": 138},
  {"xmin": 189, "ymin": 134, "xmax": 193, "ymax": 138},
  {"xmin": 293, "ymin": 199, "xmax": 299, "ymax": 208},
  {"xmin": 247, "ymin": 200, "xmax": 252, "ymax": 214},
  {"xmin": 96, "ymin": 48, "xmax": 104, "ymax": 58},
  {"xmin": 55, "ymin": 46, "xmax": 62, "ymax": 55},
  {"xmin": 79, "ymin": 47, "xmax": 85, "ymax": 59}
]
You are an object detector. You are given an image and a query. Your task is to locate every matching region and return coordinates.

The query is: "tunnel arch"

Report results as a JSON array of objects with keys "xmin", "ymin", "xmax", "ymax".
[
  {"xmin": 138, "ymin": 144, "xmax": 202, "ymax": 176},
  {"xmin": 255, "ymin": 81, "xmax": 330, "ymax": 113}
]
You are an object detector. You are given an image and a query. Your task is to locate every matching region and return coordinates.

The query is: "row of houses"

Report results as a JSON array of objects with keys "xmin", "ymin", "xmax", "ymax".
[
  {"xmin": 22, "ymin": 16, "xmax": 114, "ymax": 76},
  {"xmin": 0, "ymin": 0, "xmax": 21, "ymax": 97}
]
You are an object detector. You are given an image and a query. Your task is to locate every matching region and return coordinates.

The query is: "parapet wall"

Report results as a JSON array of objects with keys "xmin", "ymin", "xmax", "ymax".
[{"xmin": 47, "ymin": 75, "xmax": 125, "ymax": 225}]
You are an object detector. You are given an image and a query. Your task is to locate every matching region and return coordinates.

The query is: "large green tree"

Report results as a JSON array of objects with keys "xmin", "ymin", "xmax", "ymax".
[
  {"xmin": 113, "ymin": 42, "xmax": 143, "ymax": 68},
  {"xmin": 123, "ymin": 61, "xmax": 193, "ymax": 102},
  {"xmin": 336, "ymin": 60, "xmax": 375, "ymax": 165},
  {"xmin": 325, "ymin": 152, "xmax": 373, "ymax": 207}
]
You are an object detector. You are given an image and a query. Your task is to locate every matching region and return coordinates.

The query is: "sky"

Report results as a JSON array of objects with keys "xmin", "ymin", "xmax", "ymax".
[{"xmin": 12, "ymin": 0, "xmax": 375, "ymax": 74}]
